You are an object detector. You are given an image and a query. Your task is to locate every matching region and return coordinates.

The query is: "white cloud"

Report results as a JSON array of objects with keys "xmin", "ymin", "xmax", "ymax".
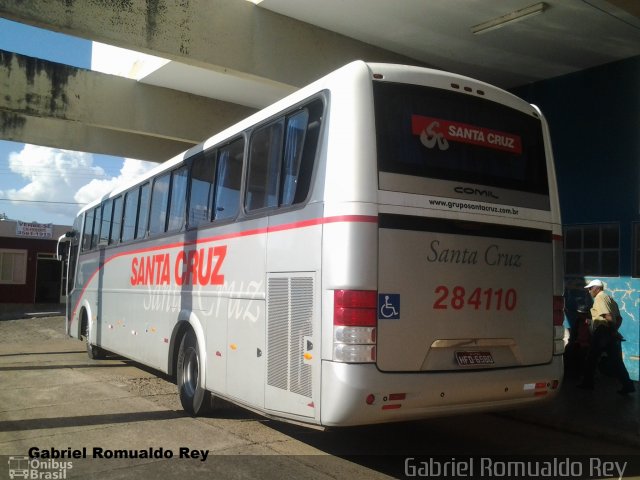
[
  {"xmin": 1, "ymin": 145, "xmax": 156, "ymax": 223},
  {"xmin": 74, "ymin": 158, "xmax": 157, "ymax": 205}
]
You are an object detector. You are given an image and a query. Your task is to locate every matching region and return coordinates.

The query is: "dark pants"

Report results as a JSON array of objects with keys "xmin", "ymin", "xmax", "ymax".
[{"xmin": 582, "ymin": 324, "xmax": 632, "ymax": 387}]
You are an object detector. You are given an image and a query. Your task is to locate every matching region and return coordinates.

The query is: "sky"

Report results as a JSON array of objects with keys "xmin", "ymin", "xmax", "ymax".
[{"xmin": 0, "ymin": 19, "xmax": 157, "ymax": 226}]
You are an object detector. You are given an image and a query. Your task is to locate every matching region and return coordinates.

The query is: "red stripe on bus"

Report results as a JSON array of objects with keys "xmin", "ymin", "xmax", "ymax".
[
  {"xmin": 70, "ymin": 214, "xmax": 378, "ymax": 320},
  {"xmin": 109, "ymin": 214, "xmax": 377, "ymax": 260}
]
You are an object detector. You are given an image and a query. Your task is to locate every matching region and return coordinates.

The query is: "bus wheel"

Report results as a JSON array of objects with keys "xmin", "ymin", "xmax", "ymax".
[
  {"xmin": 86, "ymin": 340, "xmax": 106, "ymax": 360},
  {"xmin": 83, "ymin": 316, "xmax": 105, "ymax": 360},
  {"xmin": 177, "ymin": 329, "xmax": 211, "ymax": 416}
]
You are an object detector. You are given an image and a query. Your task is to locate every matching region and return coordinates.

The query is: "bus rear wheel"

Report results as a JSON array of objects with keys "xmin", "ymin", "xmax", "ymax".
[{"xmin": 177, "ymin": 329, "xmax": 211, "ymax": 416}]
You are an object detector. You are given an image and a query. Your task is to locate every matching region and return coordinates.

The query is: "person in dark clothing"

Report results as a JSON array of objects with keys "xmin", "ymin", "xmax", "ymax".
[{"xmin": 577, "ymin": 279, "xmax": 635, "ymax": 395}]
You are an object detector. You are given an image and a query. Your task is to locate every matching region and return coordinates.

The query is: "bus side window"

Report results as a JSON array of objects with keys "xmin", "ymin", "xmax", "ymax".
[
  {"xmin": 90, "ymin": 206, "xmax": 102, "ymax": 250},
  {"xmin": 82, "ymin": 209, "xmax": 95, "ymax": 251},
  {"xmin": 136, "ymin": 183, "xmax": 151, "ymax": 239},
  {"xmin": 189, "ymin": 150, "xmax": 216, "ymax": 228},
  {"xmin": 293, "ymin": 100, "xmax": 323, "ymax": 204},
  {"xmin": 149, "ymin": 173, "xmax": 171, "ymax": 235},
  {"xmin": 99, "ymin": 200, "xmax": 113, "ymax": 246},
  {"xmin": 110, "ymin": 195, "xmax": 123, "ymax": 245},
  {"xmin": 122, "ymin": 188, "xmax": 139, "ymax": 242},
  {"xmin": 246, "ymin": 120, "xmax": 284, "ymax": 211},
  {"xmin": 214, "ymin": 139, "xmax": 243, "ymax": 221},
  {"xmin": 281, "ymin": 110, "xmax": 309, "ymax": 206},
  {"xmin": 167, "ymin": 166, "xmax": 189, "ymax": 232}
]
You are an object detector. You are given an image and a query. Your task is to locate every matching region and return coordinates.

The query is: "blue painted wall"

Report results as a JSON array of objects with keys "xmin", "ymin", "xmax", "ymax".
[{"xmin": 513, "ymin": 56, "xmax": 640, "ymax": 380}]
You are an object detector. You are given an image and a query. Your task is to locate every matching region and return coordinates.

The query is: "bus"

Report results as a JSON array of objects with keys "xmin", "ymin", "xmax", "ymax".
[{"xmin": 63, "ymin": 61, "xmax": 564, "ymax": 428}]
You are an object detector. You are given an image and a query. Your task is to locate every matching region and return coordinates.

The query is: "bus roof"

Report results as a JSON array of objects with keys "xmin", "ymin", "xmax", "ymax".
[{"xmin": 76, "ymin": 60, "xmax": 537, "ymax": 216}]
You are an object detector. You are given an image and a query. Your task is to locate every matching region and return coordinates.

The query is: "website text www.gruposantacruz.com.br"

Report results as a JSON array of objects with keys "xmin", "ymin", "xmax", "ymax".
[{"xmin": 428, "ymin": 198, "xmax": 519, "ymax": 216}]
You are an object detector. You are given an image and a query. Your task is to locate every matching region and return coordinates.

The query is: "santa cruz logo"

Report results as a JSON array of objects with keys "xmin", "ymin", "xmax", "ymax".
[
  {"xmin": 411, "ymin": 115, "xmax": 522, "ymax": 154},
  {"xmin": 419, "ymin": 120, "xmax": 449, "ymax": 151}
]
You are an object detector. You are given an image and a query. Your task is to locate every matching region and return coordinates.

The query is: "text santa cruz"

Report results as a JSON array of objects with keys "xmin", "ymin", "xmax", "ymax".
[
  {"xmin": 130, "ymin": 245, "xmax": 227, "ymax": 287},
  {"xmin": 427, "ymin": 240, "xmax": 523, "ymax": 268}
]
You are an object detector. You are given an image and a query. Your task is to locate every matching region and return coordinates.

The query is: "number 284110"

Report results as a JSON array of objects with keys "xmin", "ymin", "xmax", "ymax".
[{"xmin": 433, "ymin": 286, "xmax": 517, "ymax": 311}]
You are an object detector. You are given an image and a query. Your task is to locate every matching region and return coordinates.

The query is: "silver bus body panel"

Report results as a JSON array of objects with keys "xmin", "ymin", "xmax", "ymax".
[
  {"xmin": 377, "ymin": 214, "xmax": 553, "ymax": 372},
  {"xmin": 319, "ymin": 359, "xmax": 563, "ymax": 427}
]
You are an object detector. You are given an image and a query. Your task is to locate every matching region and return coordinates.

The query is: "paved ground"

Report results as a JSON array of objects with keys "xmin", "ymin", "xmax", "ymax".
[
  {"xmin": 1, "ymin": 315, "xmax": 639, "ymax": 480},
  {"xmin": 1, "ymin": 316, "xmax": 387, "ymax": 479}
]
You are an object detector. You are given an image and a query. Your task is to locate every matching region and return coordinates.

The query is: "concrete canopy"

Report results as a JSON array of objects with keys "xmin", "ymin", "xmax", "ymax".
[
  {"xmin": 0, "ymin": 49, "xmax": 255, "ymax": 161},
  {"xmin": 0, "ymin": 0, "xmax": 422, "ymax": 161}
]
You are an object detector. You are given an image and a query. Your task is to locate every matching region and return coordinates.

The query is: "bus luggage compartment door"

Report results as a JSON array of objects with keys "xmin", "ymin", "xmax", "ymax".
[{"xmin": 376, "ymin": 215, "xmax": 553, "ymax": 372}]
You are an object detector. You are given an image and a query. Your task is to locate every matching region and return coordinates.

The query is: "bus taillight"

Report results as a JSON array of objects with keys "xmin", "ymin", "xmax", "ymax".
[
  {"xmin": 553, "ymin": 295, "xmax": 565, "ymax": 355},
  {"xmin": 333, "ymin": 290, "xmax": 377, "ymax": 363},
  {"xmin": 553, "ymin": 295, "xmax": 564, "ymax": 326}
]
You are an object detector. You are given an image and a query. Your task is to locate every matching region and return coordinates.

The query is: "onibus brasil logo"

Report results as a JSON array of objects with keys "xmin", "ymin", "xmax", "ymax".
[{"xmin": 8, "ymin": 456, "xmax": 72, "ymax": 479}]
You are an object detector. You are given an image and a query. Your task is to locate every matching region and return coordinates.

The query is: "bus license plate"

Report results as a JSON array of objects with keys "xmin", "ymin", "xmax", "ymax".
[{"xmin": 455, "ymin": 351, "xmax": 494, "ymax": 367}]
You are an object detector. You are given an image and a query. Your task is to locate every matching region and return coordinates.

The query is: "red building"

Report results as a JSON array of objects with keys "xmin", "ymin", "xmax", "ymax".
[{"xmin": 0, "ymin": 219, "xmax": 71, "ymax": 304}]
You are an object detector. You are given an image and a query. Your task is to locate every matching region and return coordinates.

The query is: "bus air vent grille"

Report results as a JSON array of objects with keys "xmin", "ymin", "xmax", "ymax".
[{"xmin": 267, "ymin": 274, "xmax": 314, "ymax": 398}]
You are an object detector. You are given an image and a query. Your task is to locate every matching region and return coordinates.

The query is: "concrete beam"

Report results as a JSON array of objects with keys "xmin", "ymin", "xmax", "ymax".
[
  {"xmin": 0, "ymin": 50, "xmax": 256, "ymax": 161},
  {"xmin": 0, "ymin": 0, "xmax": 422, "ymax": 87}
]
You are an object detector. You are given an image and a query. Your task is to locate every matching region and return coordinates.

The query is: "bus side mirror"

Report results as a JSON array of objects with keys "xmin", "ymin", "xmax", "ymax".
[{"xmin": 56, "ymin": 233, "xmax": 73, "ymax": 261}]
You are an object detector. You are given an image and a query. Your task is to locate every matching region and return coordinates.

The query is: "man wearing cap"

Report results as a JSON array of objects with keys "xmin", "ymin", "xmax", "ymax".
[{"xmin": 578, "ymin": 279, "xmax": 635, "ymax": 394}]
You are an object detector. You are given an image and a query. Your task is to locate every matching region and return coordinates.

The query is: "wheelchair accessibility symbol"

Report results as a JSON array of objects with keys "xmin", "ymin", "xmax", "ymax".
[{"xmin": 378, "ymin": 293, "xmax": 400, "ymax": 320}]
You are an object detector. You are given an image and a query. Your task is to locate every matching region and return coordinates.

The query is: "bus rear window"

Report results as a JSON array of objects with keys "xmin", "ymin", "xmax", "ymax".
[{"xmin": 374, "ymin": 82, "xmax": 549, "ymax": 196}]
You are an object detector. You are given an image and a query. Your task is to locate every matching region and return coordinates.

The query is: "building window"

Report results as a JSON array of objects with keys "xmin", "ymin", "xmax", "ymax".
[
  {"xmin": 0, "ymin": 249, "xmax": 27, "ymax": 284},
  {"xmin": 564, "ymin": 224, "xmax": 619, "ymax": 276}
]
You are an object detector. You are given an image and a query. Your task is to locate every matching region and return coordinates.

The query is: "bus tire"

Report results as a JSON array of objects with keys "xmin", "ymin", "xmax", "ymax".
[
  {"xmin": 177, "ymin": 329, "xmax": 211, "ymax": 416},
  {"xmin": 82, "ymin": 313, "xmax": 106, "ymax": 360},
  {"xmin": 86, "ymin": 340, "xmax": 106, "ymax": 360}
]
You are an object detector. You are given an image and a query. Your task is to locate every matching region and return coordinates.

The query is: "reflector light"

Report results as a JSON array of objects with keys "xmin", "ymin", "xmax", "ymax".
[
  {"xmin": 382, "ymin": 404, "xmax": 402, "ymax": 410},
  {"xmin": 334, "ymin": 290, "xmax": 377, "ymax": 327},
  {"xmin": 334, "ymin": 307, "xmax": 377, "ymax": 326},
  {"xmin": 334, "ymin": 326, "xmax": 376, "ymax": 344},
  {"xmin": 366, "ymin": 394, "xmax": 376, "ymax": 405},
  {"xmin": 334, "ymin": 290, "xmax": 377, "ymax": 309},
  {"xmin": 554, "ymin": 325, "xmax": 565, "ymax": 340},
  {"xmin": 333, "ymin": 290, "xmax": 378, "ymax": 363},
  {"xmin": 333, "ymin": 344, "xmax": 376, "ymax": 363},
  {"xmin": 554, "ymin": 339, "xmax": 565, "ymax": 355},
  {"xmin": 389, "ymin": 393, "xmax": 406, "ymax": 401}
]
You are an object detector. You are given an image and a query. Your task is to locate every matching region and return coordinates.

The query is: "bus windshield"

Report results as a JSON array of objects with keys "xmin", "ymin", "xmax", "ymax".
[{"xmin": 374, "ymin": 82, "xmax": 549, "ymax": 197}]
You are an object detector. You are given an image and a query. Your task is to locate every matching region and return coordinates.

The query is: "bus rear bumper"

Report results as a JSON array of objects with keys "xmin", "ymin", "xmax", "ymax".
[{"xmin": 319, "ymin": 358, "xmax": 563, "ymax": 427}]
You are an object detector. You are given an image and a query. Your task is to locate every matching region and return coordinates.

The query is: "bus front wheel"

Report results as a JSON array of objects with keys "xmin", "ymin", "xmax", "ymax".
[
  {"xmin": 82, "ymin": 314, "xmax": 106, "ymax": 360},
  {"xmin": 177, "ymin": 329, "xmax": 211, "ymax": 416}
]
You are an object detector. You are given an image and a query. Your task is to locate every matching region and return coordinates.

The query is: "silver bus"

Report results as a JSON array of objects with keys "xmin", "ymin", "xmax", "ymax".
[{"xmin": 64, "ymin": 61, "xmax": 564, "ymax": 427}]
